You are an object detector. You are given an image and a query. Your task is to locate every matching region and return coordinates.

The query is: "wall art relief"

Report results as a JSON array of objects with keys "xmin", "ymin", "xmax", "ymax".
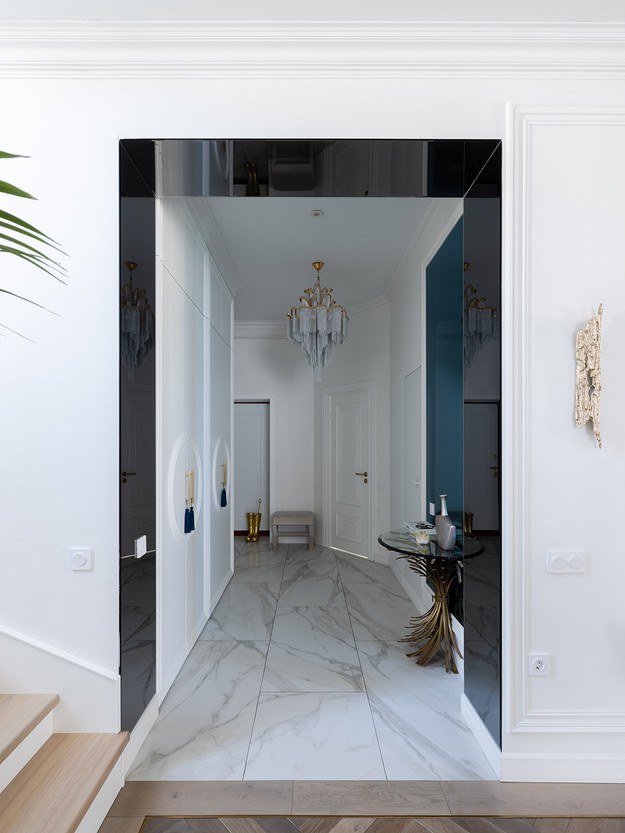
[{"xmin": 574, "ymin": 304, "xmax": 602, "ymax": 448}]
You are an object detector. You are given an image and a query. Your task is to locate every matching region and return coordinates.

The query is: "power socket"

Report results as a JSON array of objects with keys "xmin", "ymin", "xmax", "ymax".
[
  {"xmin": 528, "ymin": 653, "xmax": 551, "ymax": 675},
  {"xmin": 429, "ymin": 502, "xmax": 436, "ymax": 517}
]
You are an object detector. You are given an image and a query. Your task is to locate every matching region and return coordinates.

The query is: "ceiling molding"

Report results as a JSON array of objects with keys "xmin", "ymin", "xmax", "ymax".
[
  {"xmin": 2, "ymin": 21, "xmax": 625, "ymax": 78},
  {"xmin": 348, "ymin": 295, "xmax": 388, "ymax": 317},
  {"xmin": 182, "ymin": 198, "xmax": 242, "ymax": 297},
  {"xmin": 234, "ymin": 320, "xmax": 286, "ymax": 339}
]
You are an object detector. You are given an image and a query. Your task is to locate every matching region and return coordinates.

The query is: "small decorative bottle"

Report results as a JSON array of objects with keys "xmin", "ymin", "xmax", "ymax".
[{"xmin": 435, "ymin": 494, "xmax": 457, "ymax": 551}]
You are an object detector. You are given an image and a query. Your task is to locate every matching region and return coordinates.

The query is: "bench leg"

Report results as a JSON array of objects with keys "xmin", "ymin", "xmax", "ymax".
[
  {"xmin": 271, "ymin": 523, "xmax": 278, "ymax": 550},
  {"xmin": 308, "ymin": 522, "xmax": 314, "ymax": 549}
]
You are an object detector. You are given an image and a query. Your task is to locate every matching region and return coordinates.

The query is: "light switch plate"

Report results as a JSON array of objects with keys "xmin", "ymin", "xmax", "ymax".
[
  {"xmin": 69, "ymin": 548, "xmax": 92, "ymax": 571},
  {"xmin": 546, "ymin": 551, "xmax": 586, "ymax": 573}
]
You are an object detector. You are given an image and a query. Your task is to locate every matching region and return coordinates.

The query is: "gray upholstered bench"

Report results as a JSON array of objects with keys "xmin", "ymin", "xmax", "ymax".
[{"xmin": 270, "ymin": 511, "xmax": 315, "ymax": 550}]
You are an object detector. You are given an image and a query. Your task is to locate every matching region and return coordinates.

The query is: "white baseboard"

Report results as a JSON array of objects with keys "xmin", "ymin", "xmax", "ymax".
[
  {"xmin": 121, "ymin": 694, "xmax": 159, "ymax": 776},
  {"xmin": 187, "ymin": 613, "xmax": 208, "ymax": 653},
  {"xmin": 461, "ymin": 692, "xmax": 501, "ymax": 778},
  {"xmin": 500, "ymin": 752, "xmax": 625, "ymax": 783},
  {"xmin": 209, "ymin": 568, "xmax": 233, "ymax": 616},
  {"xmin": 0, "ymin": 628, "xmax": 119, "ymax": 732}
]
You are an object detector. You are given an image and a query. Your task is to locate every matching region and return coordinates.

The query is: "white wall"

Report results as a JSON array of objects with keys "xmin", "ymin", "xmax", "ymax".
[
  {"xmin": 2, "ymin": 12, "xmax": 625, "ymax": 779},
  {"xmin": 233, "ymin": 333, "xmax": 315, "ymax": 515}
]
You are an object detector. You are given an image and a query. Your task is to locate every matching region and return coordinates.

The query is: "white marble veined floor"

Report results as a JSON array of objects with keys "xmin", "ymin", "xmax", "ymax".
[{"xmin": 128, "ymin": 539, "xmax": 496, "ymax": 782}]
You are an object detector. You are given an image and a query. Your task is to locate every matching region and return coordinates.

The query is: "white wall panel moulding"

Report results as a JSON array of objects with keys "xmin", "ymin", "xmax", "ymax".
[
  {"xmin": 504, "ymin": 103, "xmax": 625, "ymax": 737},
  {"xmin": 2, "ymin": 21, "xmax": 625, "ymax": 79}
]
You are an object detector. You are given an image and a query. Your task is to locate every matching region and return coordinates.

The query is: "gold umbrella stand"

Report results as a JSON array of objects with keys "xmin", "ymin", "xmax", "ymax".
[{"xmin": 246, "ymin": 499, "xmax": 262, "ymax": 542}]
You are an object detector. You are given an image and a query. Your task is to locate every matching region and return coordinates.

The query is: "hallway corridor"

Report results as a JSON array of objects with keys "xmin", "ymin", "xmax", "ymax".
[{"xmin": 128, "ymin": 540, "xmax": 495, "ymax": 781}]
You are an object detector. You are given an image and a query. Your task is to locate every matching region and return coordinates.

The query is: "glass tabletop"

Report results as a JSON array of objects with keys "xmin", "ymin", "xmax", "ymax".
[{"xmin": 377, "ymin": 528, "xmax": 483, "ymax": 560}]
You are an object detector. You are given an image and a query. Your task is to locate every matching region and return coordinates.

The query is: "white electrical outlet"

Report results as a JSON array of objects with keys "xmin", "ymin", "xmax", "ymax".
[
  {"xmin": 528, "ymin": 653, "xmax": 551, "ymax": 675},
  {"xmin": 429, "ymin": 502, "xmax": 436, "ymax": 516},
  {"xmin": 546, "ymin": 551, "xmax": 587, "ymax": 573},
  {"xmin": 69, "ymin": 548, "xmax": 92, "ymax": 571}
]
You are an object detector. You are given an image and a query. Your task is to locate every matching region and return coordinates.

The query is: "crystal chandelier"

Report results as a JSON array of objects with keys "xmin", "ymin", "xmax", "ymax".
[
  {"xmin": 287, "ymin": 261, "xmax": 349, "ymax": 381},
  {"xmin": 463, "ymin": 264, "xmax": 497, "ymax": 367}
]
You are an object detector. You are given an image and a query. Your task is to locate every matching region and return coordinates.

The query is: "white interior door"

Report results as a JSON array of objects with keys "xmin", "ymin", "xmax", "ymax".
[
  {"xmin": 464, "ymin": 402, "xmax": 499, "ymax": 531},
  {"xmin": 403, "ymin": 367, "xmax": 423, "ymax": 522},
  {"xmin": 233, "ymin": 402, "xmax": 270, "ymax": 532},
  {"xmin": 326, "ymin": 385, "xmax": 371, "ymax": 558}
]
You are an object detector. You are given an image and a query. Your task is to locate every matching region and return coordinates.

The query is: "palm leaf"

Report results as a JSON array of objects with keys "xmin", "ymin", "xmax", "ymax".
[
  {"xmin": 0, "ymin": 208, "xmax": 59, "ymax": 243},
  {"xmin": 0, "ymin": 287, "xmax": 58, "ymax": 314},
  {"xmin": 0, "ymin": 179, "xmax": 36, "ymax": 200},
  {"xmin": 0, "ymin": 235, "xmax": 68, "ymax": 282},
  {"xmin": 0, "ymin": 152, "xmax": 27, "ymax": 160},
  {"xmin": 1, "ymin": 151, "xmax": 68, "ymax": 336}
]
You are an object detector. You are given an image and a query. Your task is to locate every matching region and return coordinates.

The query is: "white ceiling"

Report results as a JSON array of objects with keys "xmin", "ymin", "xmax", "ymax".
[{"xmin": 204, "ymin": 197, "xmax": 435, "ymax": 322}]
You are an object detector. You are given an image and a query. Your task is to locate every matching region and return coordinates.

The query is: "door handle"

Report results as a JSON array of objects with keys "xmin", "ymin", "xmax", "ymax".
[
  {"xmin": 121, "ymin": 470, "xmax": 136, "ymax": 484},
  {"xmin": 355, "ymin": 471, "xmax": 368, "ymax": 484}
]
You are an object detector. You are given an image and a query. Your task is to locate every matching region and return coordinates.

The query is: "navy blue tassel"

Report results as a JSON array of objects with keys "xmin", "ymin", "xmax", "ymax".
[
  {"xmin": 184, "ymin": 505, "xmax": 191, "ymax": 533},
  {"xmin": 220, "ymin": 486, "xmax": 227, "ymax": 507},
  {"xmin": 188, "ymin": 505, "xmax": 195, "ymax": 531}
]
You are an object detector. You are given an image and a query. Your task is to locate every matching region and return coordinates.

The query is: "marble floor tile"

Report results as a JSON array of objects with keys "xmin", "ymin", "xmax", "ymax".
[
  {"xmin": 336, "ymin": 551, "xmax": 402, "ymax": 587},
  {"xmin": 198, "ymin": 581, "xmax": 279, "ymax": 641},
  {"xmin": 232, "ymin": 561, "xmax": 286, "ymax": 584},
  {"xmin": 279, "ymin": 557, "xmax": 345, "ymax": 607},
  {"xmin": 284, "ymin": 543, "xmax": 333, "ymax": 564},
  {"xmin": 262, "ymin": 606, "xmax": 364, "ymax": 693},
  {"xmin": 236, "ymin": 547, "xmax": 288, "ymax": 569},
  {"xmin": 233, "ymin": 537, "xmax": 248, "ymax": 556},
  {"xmin": 244, "ymin": 692, "xmax": 386, "ymax": 780},
  {"xmin": 343, "ymin": 581, "xmax": 417, "ymax": 642},
  {"xmin": 357, "ymin": 640, "xmax": 496, "ymax": 780},
  {"xmin": 121, "ymin": 605, "xmax": 156, "ymax": 646},
  {"xmin": 128, "ymin": 641, "xmax": 267, "ymax": 780}
]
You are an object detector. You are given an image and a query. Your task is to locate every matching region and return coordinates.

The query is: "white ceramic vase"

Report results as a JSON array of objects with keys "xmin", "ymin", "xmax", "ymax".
[{"xmin": 435, "ymin": 494, "xmax": 457, "ymax": 550}]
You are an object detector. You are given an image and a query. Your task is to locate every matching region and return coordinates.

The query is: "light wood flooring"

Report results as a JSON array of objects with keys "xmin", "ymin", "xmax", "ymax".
[{"xmin": 99, "ymin": 781, "xmax": 625, "ymax": 833}]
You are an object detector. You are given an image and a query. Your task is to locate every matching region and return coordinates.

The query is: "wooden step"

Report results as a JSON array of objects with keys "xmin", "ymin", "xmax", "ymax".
[
  {"xmin": 0, "ymin": 694, "xmax": 59, "ymax": 766},
  {"xmin": 0, "ymin": 732, "xmax": 129, "ymax": 833}
]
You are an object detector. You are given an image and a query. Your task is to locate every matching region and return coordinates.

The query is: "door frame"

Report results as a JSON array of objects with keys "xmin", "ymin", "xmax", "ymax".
[
  {"xmin": 233, "ymin": 394, "xmax": 276, "ymax": 537},
  {"xmin": 322, "ymin": 380, "xmax": 375, "ymax": 558}
]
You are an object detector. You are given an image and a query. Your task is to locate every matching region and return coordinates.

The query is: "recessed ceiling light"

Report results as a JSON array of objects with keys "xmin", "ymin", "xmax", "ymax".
[{"xmin": 310, "ymin": 209, "xmax": 325, "ymax": 218}]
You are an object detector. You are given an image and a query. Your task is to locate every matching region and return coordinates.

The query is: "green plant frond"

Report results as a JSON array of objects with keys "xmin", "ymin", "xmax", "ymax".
[
  {"xmin": 0, "ymin": 246, "xmax": 68, "ymax": 283},
  {"xmin": 0, "ymin": 219, "xmax": 65, "ymax": 254},
  {"xmin": 0, "ymin": 179, "xmax": 36, "ymax": 200},
  {"xmin": 0, "ymin": 151, "xmax": 28, "ymax": 160},
  {"xmin": 0, "ymin": 234, "xmax": 68, "ymax": 278},
  {"xmin": 0, "ymin": 208, "xmax": 59, "ymax": 243},
  {"xmin": 0, "ymin": 320, "xmax": 35, "ymax": 342},
  {"xmin": 0, "ymin": 237, "xmax": 67, "ymax": 270},
  {"xmin": 0, "ymin": 287, "xmax": 59, "ymax": 314}
]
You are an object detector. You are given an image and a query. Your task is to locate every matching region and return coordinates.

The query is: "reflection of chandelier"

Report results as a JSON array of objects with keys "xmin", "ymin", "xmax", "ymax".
[
  {"xmin": 120, "ymin": 261, "xmax": 155, "ymax": 379},
  {"xmin": 464, "ymin": 264, "xmax": 497, "ymax": 367},
  {"xmin": 287, "ymin": 261, "xmax": 349, "ymax": 380}
]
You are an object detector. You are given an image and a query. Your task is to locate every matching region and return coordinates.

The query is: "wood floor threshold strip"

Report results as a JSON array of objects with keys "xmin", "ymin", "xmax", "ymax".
[
  {"xmin": 0, "ymin": 693, "xmax": 59, "ymax": 765},
  {"xmin": 0, "ymin": 731, "xmax": 129, "ymax": 833},
  {"xmin": 133, "ymin": 816, "xmax": 625, "ymax": 833}
]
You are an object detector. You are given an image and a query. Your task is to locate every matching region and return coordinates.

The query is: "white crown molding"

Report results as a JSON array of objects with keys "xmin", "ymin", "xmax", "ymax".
[
  {"xmin": 234, "ymin": 320, "xmax": 286, "ymax": 339},
  {"xmin": 349, "ymin": 294, "xmax": 388, "ymax": 317},
  {"xmin": 2, "ymin": 21, "xmax": 625, "ymax": 78},
  {"xmin": 181, "ymin": 198, "xmax": 242, "ymax": 297}
]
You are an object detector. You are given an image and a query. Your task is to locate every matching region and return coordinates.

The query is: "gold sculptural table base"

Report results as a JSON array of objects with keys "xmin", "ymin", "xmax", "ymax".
[{"xmin": 398, "ymin": 553, "xmax": 462, "ymax": 674}]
